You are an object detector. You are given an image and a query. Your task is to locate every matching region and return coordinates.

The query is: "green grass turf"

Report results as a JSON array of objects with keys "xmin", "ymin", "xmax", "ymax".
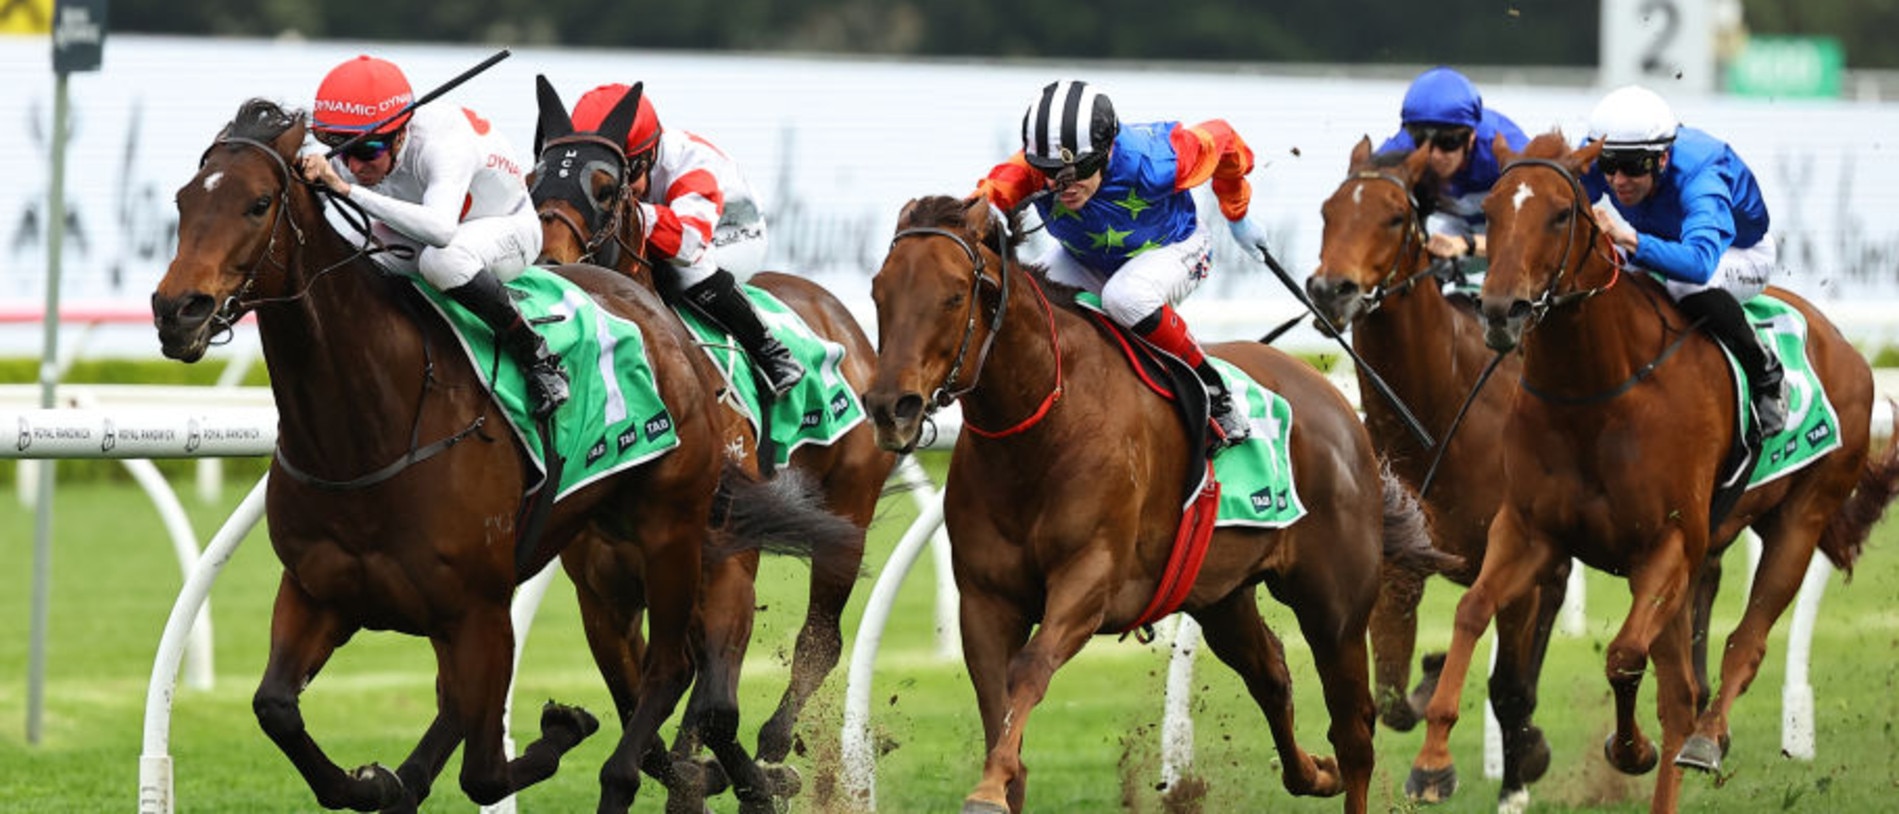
[{"xmin": 3, "ymin": 459, "xmax": 1899, "ymax": 812}]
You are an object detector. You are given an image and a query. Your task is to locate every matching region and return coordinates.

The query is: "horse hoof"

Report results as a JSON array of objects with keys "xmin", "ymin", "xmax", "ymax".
[
  {"xmin": 761, "ymin": 761, "xmax": 803, "ymax": 798},
  {"xmin": 1404, "ymin": 764, "xmax": 1458, "ymax": 803},
  {"xmin": 961, "ymin": 798, "xmax": 1011, "ymax": 814},
  {"xmin": 1516, "ymin": 725, "xmax": 1552, "ymax": 785},
  {"xmin": 539, "ymin": 700, "xmax": 600, "ymax": 750},
  {"xmin": 1603, "ymin": 733, "xmax": 1659, "ymax": 775},
  {"xmin": 688, "ymin": 754, "xmax": 731, "ymax": 795},
  {"xmin": 1675, "ymin": 734, "xmax": 1725, "ymax": 773},
  {"xmin": 349, "ymin": 762, "xmax": 408, "ymax": 811}
]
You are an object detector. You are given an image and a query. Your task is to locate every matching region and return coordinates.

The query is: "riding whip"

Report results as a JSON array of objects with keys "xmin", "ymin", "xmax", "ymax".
[
  {"xmin": 323, "ymin": 48, "xmax": 513, "ymax": 160},
  {"xmin": 1244, "ymin": 238, "xmax": 1436, "ymax": 450}
]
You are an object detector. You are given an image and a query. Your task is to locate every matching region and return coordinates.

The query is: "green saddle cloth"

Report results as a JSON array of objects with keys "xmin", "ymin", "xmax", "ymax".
[
  {"xmin": 1206, "ymin": 357, "xmax": 1308, "ymax": 529},
  {"xmin": 413, "ymin": 268, "xmax": 681, "ymax": 501},
  {"xmin": 1739, "ymin": 293, "xmax": 1844, "ymax": 488},
  {"xmin": 674, "ymin": 285, "xmax": 867, "ymax": 467}
]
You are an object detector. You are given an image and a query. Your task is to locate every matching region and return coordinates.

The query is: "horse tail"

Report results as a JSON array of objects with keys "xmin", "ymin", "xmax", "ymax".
[
  {"xmin": 709, "ymin": 461, "xmax": 866, "ymax": 586},
  {"xmin": 1815, "ymin": 400, "xmax": 1899, "ymax": 575},
  {"xmin": 1377, "ymin": 462, "xmax": 1462, "ymax": 582}
]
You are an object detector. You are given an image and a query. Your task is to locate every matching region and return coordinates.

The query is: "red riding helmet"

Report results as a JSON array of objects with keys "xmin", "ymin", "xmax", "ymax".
[
  {"xmin": 311, "ymin": 55, "xmax": 414, "ymax": 136},
  {"xmin": 570, "ymin": 83, "xmax": 663, "ymax": 162}
]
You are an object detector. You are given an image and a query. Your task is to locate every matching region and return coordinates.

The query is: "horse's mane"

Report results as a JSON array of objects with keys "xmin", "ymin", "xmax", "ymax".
[{"xmin": 226, "ymin": 98, "xmax": 304, "ymax": 143}]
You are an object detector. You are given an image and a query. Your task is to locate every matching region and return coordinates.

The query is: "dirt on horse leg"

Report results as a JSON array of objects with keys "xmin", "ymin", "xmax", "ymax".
[
  {"xmin": 756, "ymin": 527, "xmax": 865, "ymax": 766},
  {"xmin": 1366, "ymin": 564, "xmax": 1428, "ymax": 731}
]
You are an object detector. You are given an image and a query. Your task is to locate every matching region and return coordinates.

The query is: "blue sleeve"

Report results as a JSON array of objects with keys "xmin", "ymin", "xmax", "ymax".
[
  {"xmin": 1631, "ymin": 174, "xmax": 1736, "ymax": 284},
  {"xmin": 1377, "ymin": 129, "xmax": 1414, "ymax": 154}
]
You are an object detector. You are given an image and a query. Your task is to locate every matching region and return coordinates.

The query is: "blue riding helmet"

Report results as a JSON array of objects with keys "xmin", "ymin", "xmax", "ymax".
[{"xmin": 1399, "ymin": 66, "xmax": 1483, "ymax": 130}]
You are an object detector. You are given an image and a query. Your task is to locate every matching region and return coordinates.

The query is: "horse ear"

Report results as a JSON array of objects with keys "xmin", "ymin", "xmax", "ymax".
[
  {"xmin": 1492, "ymin": 132, "xmax": 1518, "ymax": 167},
  {"xmin": 1570, "ymin": 138, "xmax": 1604, "ymax": 176},
  {"xmin": 1400, "ymin": 139, "xmax": 1433, "ymax": 182},
  {"xmin": 534, "ymin": 75, "xmax": 574, "ymax": 152},
  {"xmin": 961, "ymin": 194, "xmax": 992, "ymax": 237},
  {"xmin": 896, "ymin": 198, "xmax": 922, "ymax": 231},
  {"xmin": 1349, "ymin": 136, "xmax": 1372, "ymax": 169},
  {"xmin": 597, "ymin": 82, "xmax": 646, "ymax": 147}
]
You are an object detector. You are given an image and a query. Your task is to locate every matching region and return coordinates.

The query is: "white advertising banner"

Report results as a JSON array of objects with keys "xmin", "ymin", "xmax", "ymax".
[{"xmin": 3, "ymin": 35, "xmax": 1898, "ymax": 355}]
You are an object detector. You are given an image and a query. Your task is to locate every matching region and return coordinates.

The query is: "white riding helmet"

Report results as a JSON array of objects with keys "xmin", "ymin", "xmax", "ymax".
[{"xmin": 1587, "ymin": 85, "xmax": 1679, "ymax": 151}]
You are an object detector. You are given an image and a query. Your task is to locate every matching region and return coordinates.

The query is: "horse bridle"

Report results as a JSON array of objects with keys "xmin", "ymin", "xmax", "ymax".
[
  {"xmin": 199, "ymin": 135, "xmax": 389, "ymax": 344},
  {"xmin": 1341, "ymin": 169, "xmax": 1434, "ymax": 315},
  {"xmin": 532, "ymin": 133, "xmax": 653, "ymax": 274},
  {"xmin": 1493, "ymin": 157, "xmax": 1621, "ymax": 324},
  {"xmin": 888, "ymin": 222, "xmax": 1010, "ymax": 412},
  {"xmin": 196, "ymin": 136, "xmax": 307, "ymax": 342}
]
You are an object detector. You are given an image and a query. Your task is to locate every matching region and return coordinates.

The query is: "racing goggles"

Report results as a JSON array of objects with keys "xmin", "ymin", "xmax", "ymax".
[
  {"xmin": 316, "ymin": 130, "xmax": 395, "ymax": 162},
  {"xmin": 1596, "ymin": 148, "xmax": 1662, "ymax": 178},
  {"xmin": 1404, "ymin": 125, "xmax": 1472, "ymax": 152},
  {"xmin": 1026, "ymin": 150, "xmax": 1108, "ymax": 186}
]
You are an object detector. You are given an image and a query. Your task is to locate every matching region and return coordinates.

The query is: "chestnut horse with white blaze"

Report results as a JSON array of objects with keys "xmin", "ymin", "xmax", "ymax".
[{"xmin": 1404, "ymin": 131, "xmax": 1899, "ymax": 813}]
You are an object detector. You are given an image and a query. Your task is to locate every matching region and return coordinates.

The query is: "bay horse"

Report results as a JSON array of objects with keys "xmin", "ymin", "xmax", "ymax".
[
  {"xmin": 152, "ymin": 99, "xmax": 855, "ymax": 813},
  {"xmin": 1404, "ymin": 131, "xmax": 1899, "ymax": 812},
  {"xmin": 862, "ymin": 194, "xmax": 1457, "ymax": 814},
  {"xmin": 529, "ymin": 77, "xmax": 898, "ymax": 812}
]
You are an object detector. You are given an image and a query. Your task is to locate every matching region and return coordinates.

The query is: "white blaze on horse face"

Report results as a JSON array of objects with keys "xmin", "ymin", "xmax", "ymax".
[
  {"xmin": 203, "ymin": 171, "xmax": 224, "ymax": 192},
  {"xmin": 1351, "ymin": 184, "xmax": 1364, "ymax": 206},
  {"xmin": 1511, "ymin": 180, "xmax": 1535, "ymax": 213}
]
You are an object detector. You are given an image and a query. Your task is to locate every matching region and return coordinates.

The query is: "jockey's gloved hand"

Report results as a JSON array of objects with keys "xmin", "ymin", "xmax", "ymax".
[{"xmin": 1227, "ymin": 215, "xmax": 1269, "ymax": 261}]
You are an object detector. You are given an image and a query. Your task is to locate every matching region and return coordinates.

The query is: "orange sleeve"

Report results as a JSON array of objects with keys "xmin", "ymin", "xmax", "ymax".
[
  {"xmin": 1170, "ymin": 119, "xmax": 1255, "ymax": 221},
  {"xmin": 973, "ymin": 152, "xmax": 1047, "ymax": 212}
]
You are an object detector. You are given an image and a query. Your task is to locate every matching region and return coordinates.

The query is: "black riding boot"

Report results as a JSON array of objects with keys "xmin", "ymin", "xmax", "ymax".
[
  {"xmin": 1196, "ymin": 361, "xmax": 1251, "ymax": 450},
  {"xmin": 683, "ymin": 269, "xmax": 805, "ymax": 397},
  {"xmin": 1679, "ymin": 288, "xmax": 1786, "ymax": 437},
  {"xmin": 447, "ymin": 270, "xmax": 570, "ymax": 419}
]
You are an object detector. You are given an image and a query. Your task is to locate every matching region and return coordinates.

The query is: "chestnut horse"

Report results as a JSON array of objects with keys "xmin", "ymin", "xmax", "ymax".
[
  {"xmin": 152, "ymin": 99, "xmax": 854, "ymax": 813},
  {"xmin": 529, "ymin": 77, "xmax": 898, "ymax": 812},
  {"xmin": 1404, "ymin": 132, "xmax": 1899, "ymax": 812},
  {"xmin": 863, "ymin": 195, "xmax": 1456, "ymax": 814}
]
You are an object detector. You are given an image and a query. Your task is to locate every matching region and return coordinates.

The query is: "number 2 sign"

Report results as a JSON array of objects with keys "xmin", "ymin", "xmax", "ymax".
[{"xmin": 1600, "ymin": 0, "xmax": 1716, "ymax": 94}]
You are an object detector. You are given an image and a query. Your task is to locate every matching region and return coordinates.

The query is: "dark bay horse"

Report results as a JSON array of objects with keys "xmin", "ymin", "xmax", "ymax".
[
  {"xmin": 1304, "ymin": 137, "xmax": 1568, "ymax": 802},
  {"xmin": 1405, "ymin": 131, "xmax": 1899, "ymax": 812},
  {"xmin": 529, "ymin": 78, "xmax": 898, "ymax": 812},
  {"xmin": 152, "ymin": 99, "xmax": 852, "ymax": 813},
  {"xmin": 862, "ymin": 195, "xmax": 1456, "ymax": 814}
]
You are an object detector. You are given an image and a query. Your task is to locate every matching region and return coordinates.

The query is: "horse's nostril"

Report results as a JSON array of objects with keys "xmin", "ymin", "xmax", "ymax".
[
  {"xmin": 893, "ymin": 394, "xmax": 924, "ymax": 423},
  {"xmin": 178, "ymin": 293, "xmax": 217, "ymax": 323}
]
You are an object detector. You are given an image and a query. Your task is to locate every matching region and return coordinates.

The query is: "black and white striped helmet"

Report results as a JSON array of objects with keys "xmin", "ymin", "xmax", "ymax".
[{"xmin": 1021, "ymin": 80, "xmax": 1118, "ymax": 177}]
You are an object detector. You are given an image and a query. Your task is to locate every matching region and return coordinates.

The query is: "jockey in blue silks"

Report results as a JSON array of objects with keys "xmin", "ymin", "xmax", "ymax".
[{"xmin": 1377, "ymin": 66, "xmax": 1530, "ymax": 261}]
